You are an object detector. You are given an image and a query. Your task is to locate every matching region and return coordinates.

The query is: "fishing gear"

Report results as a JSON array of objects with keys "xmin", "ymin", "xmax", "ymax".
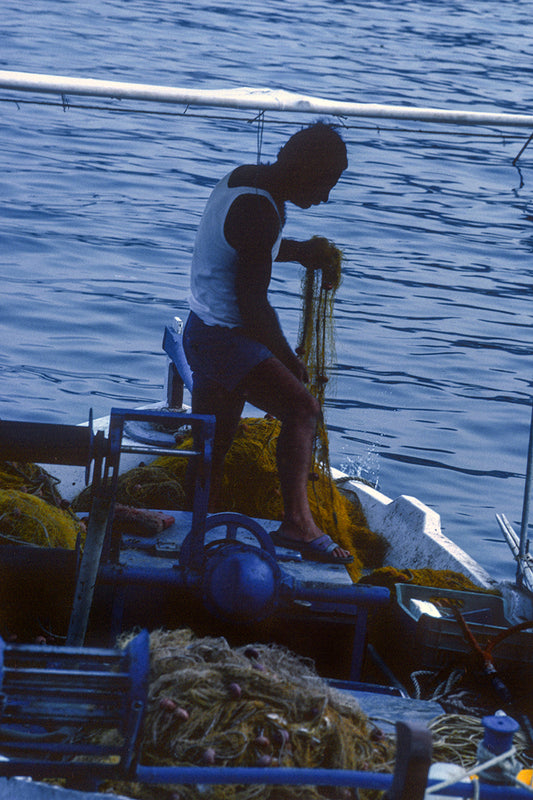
[{"xmin": 452, "ymin": 607, "xmax": 533, "ymax": 752}]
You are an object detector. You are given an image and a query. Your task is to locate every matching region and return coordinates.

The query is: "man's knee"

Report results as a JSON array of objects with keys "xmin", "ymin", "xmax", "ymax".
[{"xmin": 286, "ymin": 388, "xmax": 320, "ymax": 425}]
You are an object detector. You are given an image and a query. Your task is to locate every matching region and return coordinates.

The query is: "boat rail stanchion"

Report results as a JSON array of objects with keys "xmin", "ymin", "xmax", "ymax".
[
  {"xmin": 65, "ymin": 477, "xmax": 113, "ymax": 647},
  {"xmin": 496, "ymin": 397, "xmax": 533, "ymax": 593},
  {"xmin": 384, "ymin": 720, "xmax": 432, "ymax": 800},
  {"xmin": 67, "ymin": 408, "xmax": 215, "ymax": 645},
  {"xmin": 517, "ymin": 398, "xmax": 533, "ymax": 590},
  {"xmin": 66, "ymin": 425, "xmax": 112, "ymax": 647}
]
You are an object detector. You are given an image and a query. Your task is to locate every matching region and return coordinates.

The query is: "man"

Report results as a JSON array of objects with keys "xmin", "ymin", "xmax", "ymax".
[{"xmin": 183, "ymin": 122, "xmax": 352, "ymax": 564}]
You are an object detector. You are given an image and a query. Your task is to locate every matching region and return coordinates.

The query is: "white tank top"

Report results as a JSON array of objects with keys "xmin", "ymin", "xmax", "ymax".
[{"xmin": 189, "ymin": 172, "xmax": 282, "ymax": 327}]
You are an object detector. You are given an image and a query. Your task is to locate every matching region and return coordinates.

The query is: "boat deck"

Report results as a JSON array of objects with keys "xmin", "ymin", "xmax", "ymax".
[{"xmin": 116, "ymin": 509, "xmax": 354, "ymax": 587}]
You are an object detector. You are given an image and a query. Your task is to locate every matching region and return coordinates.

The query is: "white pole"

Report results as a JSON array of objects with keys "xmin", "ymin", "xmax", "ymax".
[{"xmin": 2, "ymin": 69, "xmax": 533, "ymax": 127}]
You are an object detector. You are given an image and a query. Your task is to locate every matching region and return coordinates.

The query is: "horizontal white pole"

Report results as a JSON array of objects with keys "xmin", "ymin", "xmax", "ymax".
[{"xmin": 1, "ymin": 69, "xmax": 533, "ymax": 127}]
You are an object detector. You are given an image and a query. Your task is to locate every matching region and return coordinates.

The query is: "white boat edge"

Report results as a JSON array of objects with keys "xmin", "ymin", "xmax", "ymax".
[{"xmin": 331, "ymin": 467, "xmax": 496, "ymax": 590}]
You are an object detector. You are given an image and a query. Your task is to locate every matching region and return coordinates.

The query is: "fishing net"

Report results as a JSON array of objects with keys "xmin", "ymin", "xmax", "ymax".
[
  {"xmin": 296, "ymin": 237, "xmax": 342, "ymax": 535},
  {"xmin": 153, "ymin": 416, "xmax": 389, "ymax": 582},
  {"xmin": 0, "ymin": 487, "xmax": 83, "ymax": 549},
  {"xmin": 358, "ymin": 567, "xmax": 499, "ymax": 597},
  {"xmin": 72, "ymin": 464, "xmax": 186, "ymax": 513},
  {"xmin": 0, "ymin": 460, "xmax": 65, "ymax": 506},
  {"xmin": 101, "ymin": 628, "xmax": 395, "ymax": 800}
]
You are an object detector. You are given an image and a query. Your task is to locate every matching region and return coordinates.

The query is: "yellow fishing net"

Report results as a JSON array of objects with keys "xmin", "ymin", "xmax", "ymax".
[
  {"xmin": 101, "ymin": 628, "xmax": 395, "ymax": 800},
  {"xmin": 0, "ymin": 460, "xmax": 85, "ymax": 552},
  {"xmin": 0, "ymin": 460, "xmax": 64, "ymax": 506},
  {"xmin": 358, "ymin": 566, "xmax": 499, "ymax": 597},
  {"xmin": 72, "ymin": 464, "xmax": 186, "ymax": 513},
  {"xmin": 0, "ymin": 489, "xmax": 82, "ymax": 549},
  {"xmin": 153, "ymin": 416, "xmax": 389, "ymax": 582},
  {"xmin": 297, "ymin": 236, "xmax": 342, "ymax": 493}
]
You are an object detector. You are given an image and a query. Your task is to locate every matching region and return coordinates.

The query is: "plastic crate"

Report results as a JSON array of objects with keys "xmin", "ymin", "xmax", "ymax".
[{"xmin": 394, "ymin": 583, "xmax": 533, "ymax": 670}]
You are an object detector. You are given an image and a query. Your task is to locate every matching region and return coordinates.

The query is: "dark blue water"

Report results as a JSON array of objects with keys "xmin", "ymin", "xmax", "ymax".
[{"xmin": 1, "ymin": 0, "xmax": 532, "ymax": 582}]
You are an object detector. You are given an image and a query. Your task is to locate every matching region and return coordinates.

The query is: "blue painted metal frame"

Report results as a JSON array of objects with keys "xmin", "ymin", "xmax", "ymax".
[
  {"xmin": 105, "ymin": 407, "xmax": 215, "ymax": 567},
  {"xmin": 0, "ymin": 631, "xmax": 150, "ymax": 784}
]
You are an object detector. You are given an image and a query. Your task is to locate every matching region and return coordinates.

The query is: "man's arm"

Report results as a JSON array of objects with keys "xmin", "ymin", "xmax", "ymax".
[{"xmin": 224, "ymin": 194, "xmax": 306, "ymax": 380}]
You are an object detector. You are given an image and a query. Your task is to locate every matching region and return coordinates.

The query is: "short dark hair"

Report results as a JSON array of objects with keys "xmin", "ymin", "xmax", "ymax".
[{"xmin": 277, "ymin": 122, "xmax": 348, "ymax": 175}]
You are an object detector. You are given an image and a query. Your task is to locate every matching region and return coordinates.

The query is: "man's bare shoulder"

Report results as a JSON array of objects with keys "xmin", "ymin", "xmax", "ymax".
[
  {"xmin": 227, "ymin": 164, "xmax": 259, "ymax": 188},
  {"xmin": 225, "ymin": 193, "xmax": 280, "ymax": 253}
]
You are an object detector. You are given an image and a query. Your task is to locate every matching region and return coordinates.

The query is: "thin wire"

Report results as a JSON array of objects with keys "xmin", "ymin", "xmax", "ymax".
[
  {"xmin": 513, "ymin": 131, "xmax": 533, "ymax": 165},
  {"xmin": 0, "ymin": 95, "xmax": 530, "ymax": 141}
]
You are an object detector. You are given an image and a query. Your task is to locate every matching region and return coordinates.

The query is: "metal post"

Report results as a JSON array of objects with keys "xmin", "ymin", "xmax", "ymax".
[
  {"xmin": 66, "ymin": 491, "xmax": 113, "ymax": 646},
  {"xmin": 518, "ymin": 400, "xmax": 533, "ymax": 587}
]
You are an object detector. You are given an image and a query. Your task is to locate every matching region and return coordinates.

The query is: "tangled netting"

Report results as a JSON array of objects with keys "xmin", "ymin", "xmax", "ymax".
[
  {"xmin": 0, "ymin": 462, "xmax": 84, "ymax": 549},
  {"xmin": 103, "ymin": 628, "xmax": 395, "ymax": 800},
  {"xmin": 296, "ymin": 237, "xmax": 342, "ymax": 532},
  {"xmin": 358, "ymin": 567, "xmax": 499, "ymax": 597}
]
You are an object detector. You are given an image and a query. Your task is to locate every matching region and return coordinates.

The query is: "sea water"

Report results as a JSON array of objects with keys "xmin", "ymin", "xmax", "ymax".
[{"xmin": 1, "ymin": 0, "xmax": 532, "ymax": 582}]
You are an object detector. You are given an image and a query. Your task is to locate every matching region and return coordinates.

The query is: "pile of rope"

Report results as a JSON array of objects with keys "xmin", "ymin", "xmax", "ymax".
[
  {"xmin": 104, "ymin": 628, "xmax": 395, "ymax": 800},
  {"xmin": 430, "ymin": 714, "xmax": 531, "ymax": 771}
]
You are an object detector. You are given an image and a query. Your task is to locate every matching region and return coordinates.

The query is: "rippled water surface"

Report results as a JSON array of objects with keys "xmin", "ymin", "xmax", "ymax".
[{"xmin": 1, "ymin": 0, "xmax": 532, "ymax": 581}]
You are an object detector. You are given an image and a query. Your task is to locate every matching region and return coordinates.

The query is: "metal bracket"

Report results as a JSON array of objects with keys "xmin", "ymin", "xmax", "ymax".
[{"xmin": 384, "ymin": 720, "xmax": 432, "ymax": 800}]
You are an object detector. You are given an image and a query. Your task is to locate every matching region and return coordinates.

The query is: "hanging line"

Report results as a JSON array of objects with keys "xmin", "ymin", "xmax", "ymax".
[
  {"xmin": 513, "ymin": 130, "xmax": 533, "ymax": 165},
  {"xmin": 256, "ymin": 110, "xmax": 265, "ymax": 166}
]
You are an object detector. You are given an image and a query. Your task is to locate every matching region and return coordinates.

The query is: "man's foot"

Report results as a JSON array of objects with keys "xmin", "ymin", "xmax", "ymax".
[{"xmin": 271, "ymin": 527, "xmax": 354, "ymax": 564}]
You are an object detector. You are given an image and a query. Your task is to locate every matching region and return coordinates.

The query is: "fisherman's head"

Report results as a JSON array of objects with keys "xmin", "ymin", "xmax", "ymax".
[{"xmin": 276, "ymin": 122, "xmax": 347, "ymax": 208}]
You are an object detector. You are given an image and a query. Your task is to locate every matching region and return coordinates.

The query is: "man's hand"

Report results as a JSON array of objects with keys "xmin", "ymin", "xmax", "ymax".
[{"xmin": 296, "ymin": 237, "xmax": 340, "ymax": 271}]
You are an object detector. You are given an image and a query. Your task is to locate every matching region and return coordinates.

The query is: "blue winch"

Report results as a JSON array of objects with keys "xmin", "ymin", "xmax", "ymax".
[{"xmin": 92, "ymin": 407, "xmax": 389, "ymax": 680}]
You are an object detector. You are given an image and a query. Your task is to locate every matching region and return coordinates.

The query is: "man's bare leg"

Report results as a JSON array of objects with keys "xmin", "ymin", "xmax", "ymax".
[
  {"xmin": 191, "ymin": 380, "xmax": 244, "ymax": 511},
  {"xmin": 240, "ymin": 357, "xmax": 351, "ymax": 560}
]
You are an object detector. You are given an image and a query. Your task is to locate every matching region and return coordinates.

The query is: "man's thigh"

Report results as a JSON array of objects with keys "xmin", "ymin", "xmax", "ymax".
[{"xmin": 239, "ymin": 357, "xmax": 314, "ymax": 422}]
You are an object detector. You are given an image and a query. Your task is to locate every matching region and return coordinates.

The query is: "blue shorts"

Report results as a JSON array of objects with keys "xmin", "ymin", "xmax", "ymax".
[{"xmin": 183, "ymin": 312, "xmax": 273, "ymax": 393}]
